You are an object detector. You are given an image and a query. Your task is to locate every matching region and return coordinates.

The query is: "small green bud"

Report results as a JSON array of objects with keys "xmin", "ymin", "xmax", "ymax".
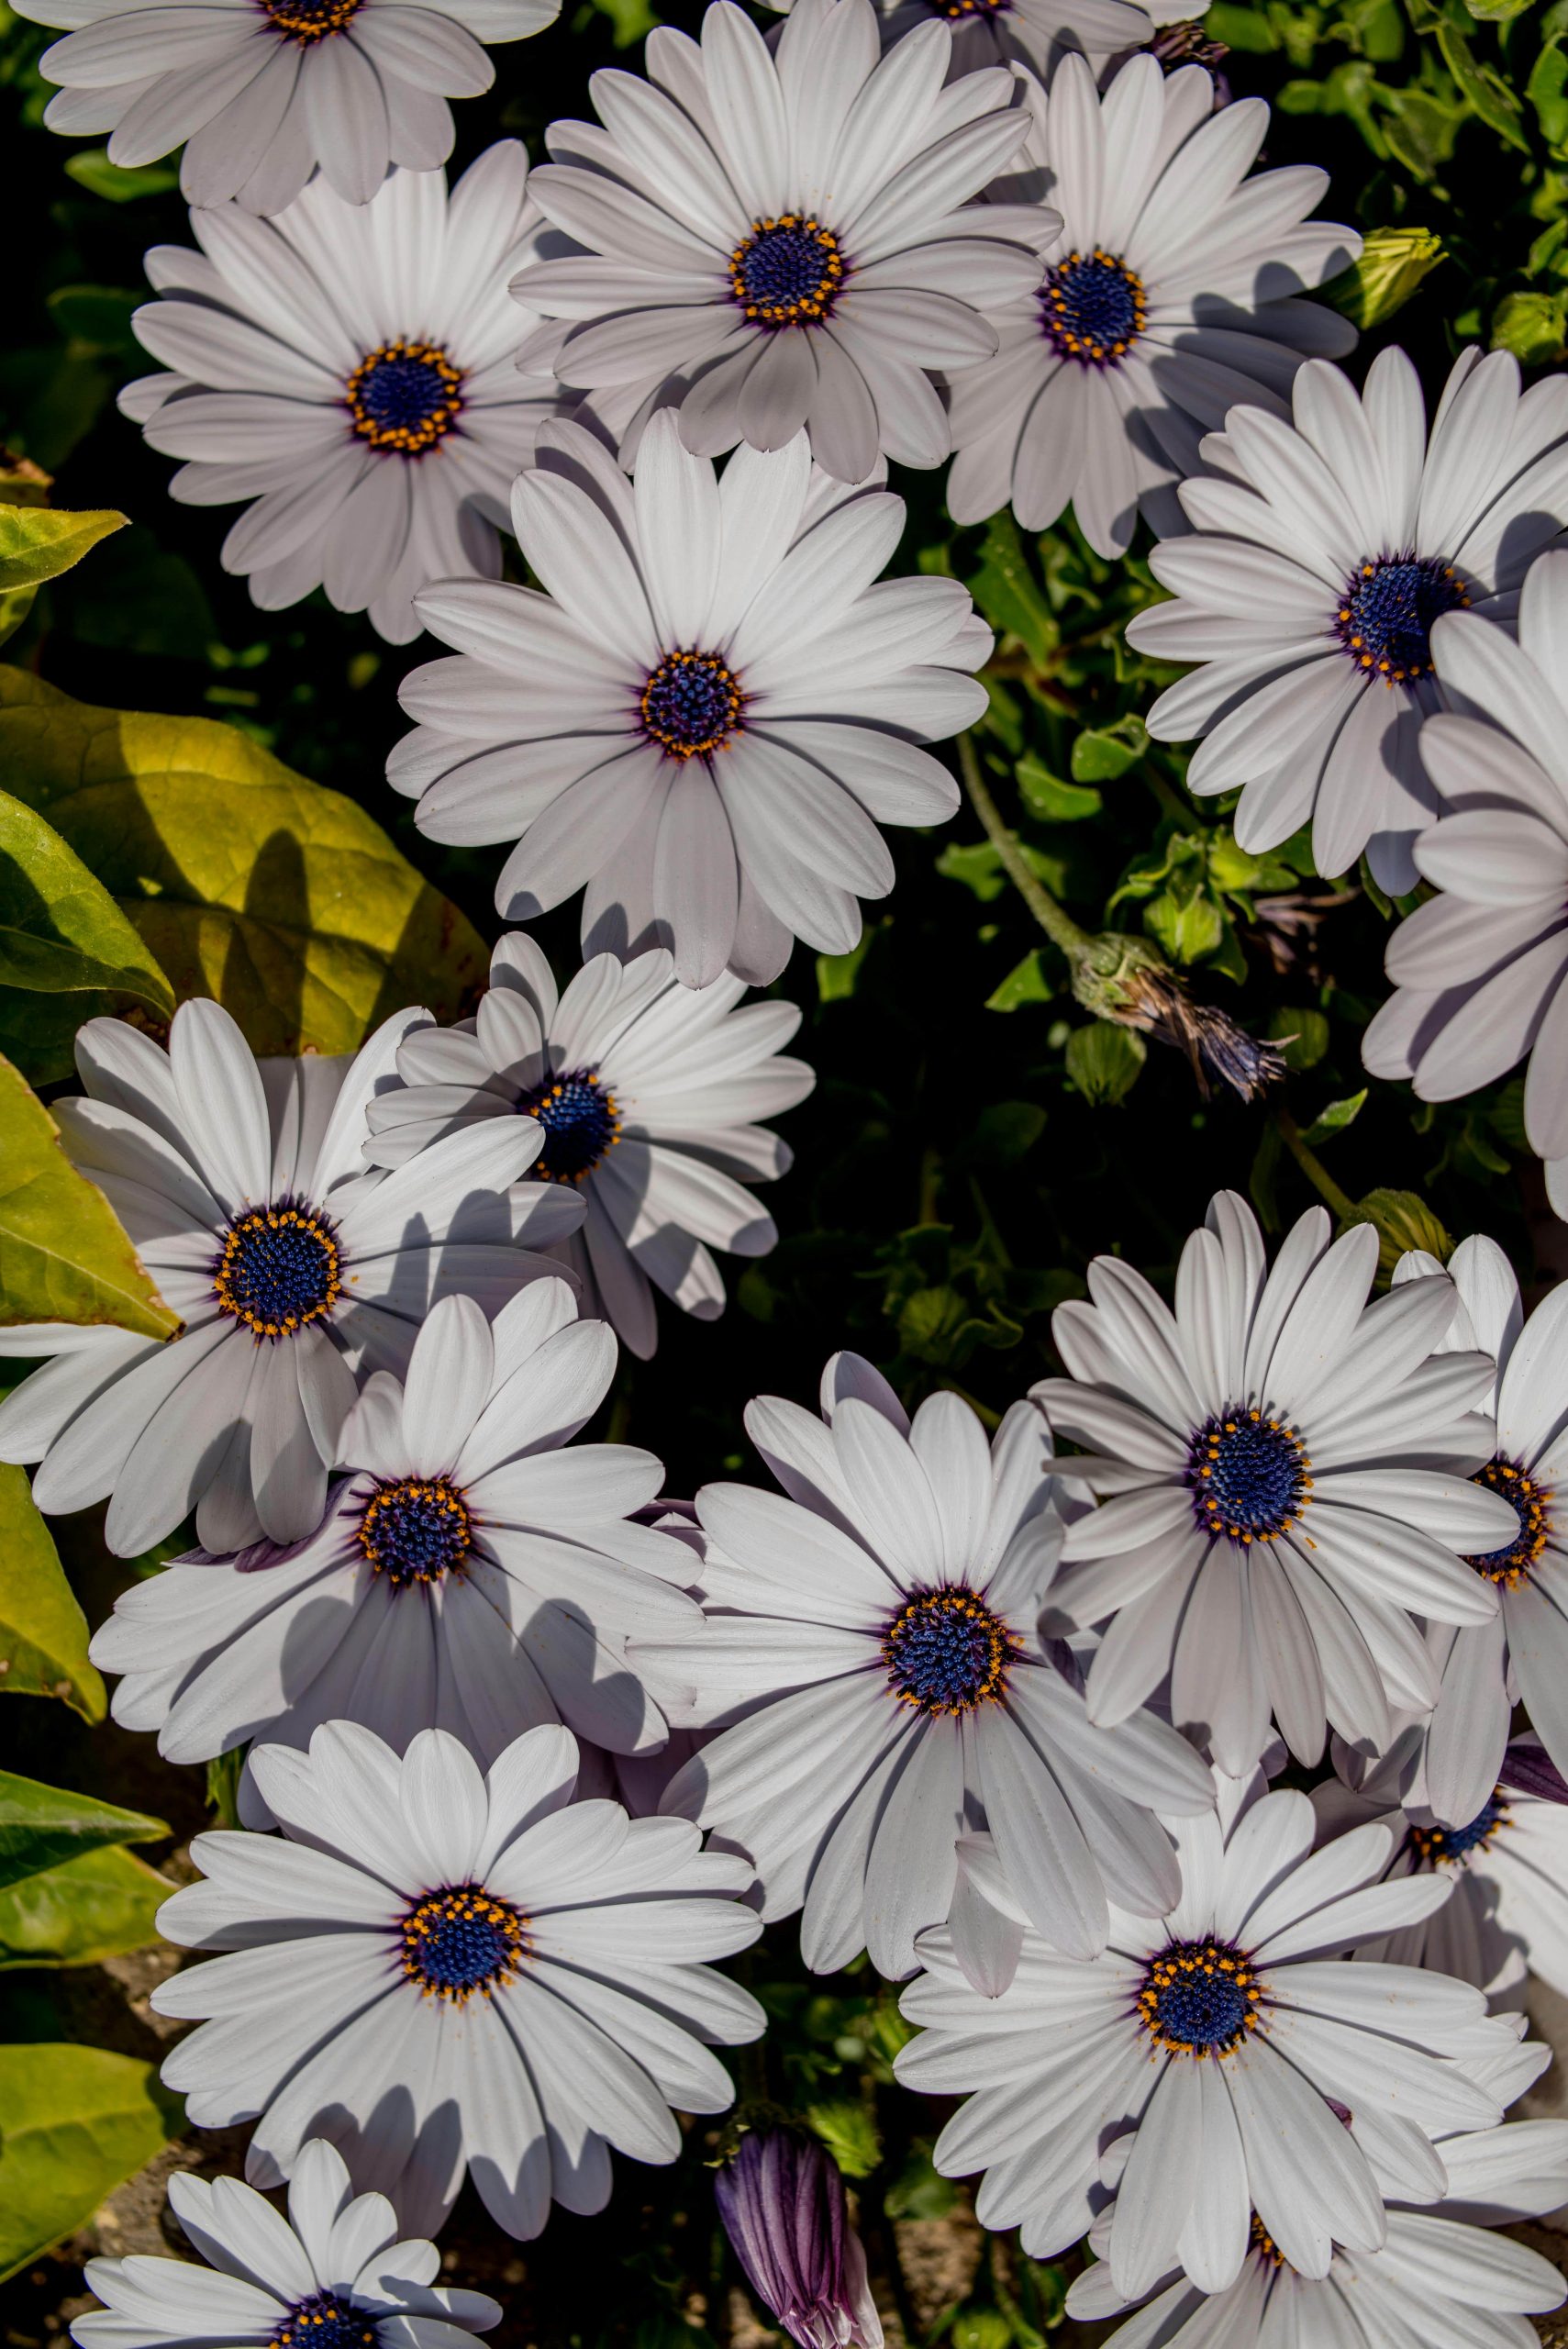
[
  {"xmin": 1344, "ymin": 1188, "xmax": 1453, "ymax": 1282},
  {"xmin": 1323, "ymin": 228, "xmax": 1446, "ymax": 328}
]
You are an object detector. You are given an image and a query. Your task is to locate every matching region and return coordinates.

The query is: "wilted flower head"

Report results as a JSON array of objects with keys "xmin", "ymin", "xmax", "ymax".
[{"xmin": 716, "ymin": 2127, "xmax": 884, "ymax": 2349}]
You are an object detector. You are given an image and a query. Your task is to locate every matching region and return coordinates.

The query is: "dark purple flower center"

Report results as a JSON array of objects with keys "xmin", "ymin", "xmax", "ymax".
[
  {"xmin": 271, "ymin": 2295, "xmax": 378, "ymax": 2349},
  {"xmin": 728, "ymin": 217, "xmax": 845, "ymax": 328},
  {"xmin": 883, "ymin": 1586, "xmax": 1018, "ymax": 1715},
  {"xmin": 517, "ymin": 1066, "xmax": 621, "ymax": 1182},
  {"xmin": 261, "ymin": 0, "xmax": 361, "ymax": 39},
  {"xmin": 345, "ymin": 340, "xmax": 463, "ymax": 455},
  {"xmin": 1464, "ymin": 1455, "xmax": 1551, "ymax": 1586},
  {"xmin": 1333, "ymin": 553, "xmax": 1470, "ymax": 686},
  {"xmin": 931, "ymin": 0, "xmax": 1011, "ymax": 16},
  {"xmin": 1184, "ymin": 1407, "xmax": 1310, "ymax": 1543},
  {"xmin": 639, "ymin": 650, "xmax": 746, "ymax": 760},
  {"xmin": 1409, "ymin": 1790, "xmax": 1511, "ymax": 1867},
  {"xmin": 399, "ymin": 1883, "xmax": 528, "ymax": 2000},
  {"xmin": 358, "ymin": 1477, "xmax": 473, "ymax": 1590},
  {"xmin": 212, "ymin": 1199, "xmax": 340, "ymax": 1341},
  {"xmin": 1138, "ymin": 1938, "xmax": 1260, "ymax": 2055},
  {"xmin": 1040, "ymin": 250, "xmax": 1147, "ymax": 367}
]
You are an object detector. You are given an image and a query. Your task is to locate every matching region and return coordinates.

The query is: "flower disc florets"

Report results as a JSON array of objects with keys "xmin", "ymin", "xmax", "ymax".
[
  {"xmin": 1136, "ymin": 1937, "xmax": 1262, "ymax": 2057},
  {"xmin": 1040, "ymin": 250, "xmax": 1147, "ymax": 368},
  {"xmin": 728, "ymin": 217, "xmax": 845, "ymax": 328},
  {"xmin": 1409, "ymin": 1790, "xmax": 1512, "ymax": 1866},
  {"xmin": 517, "ymin": 1068, "xmax": 622, "ymax": 1183},
  {"xmin": 1184, "ymin": 1407, "xmax": 1311, "ymax": 1543},
  {"xmin": 212, "ymin": 1199, "xmax": 341, "ymax": 1341},
  {"xmin": 271, "ymin": 2296, "xmax": 379, "ymax": 2349},
  {"xmin": 1332, "ymin": 553, "xmax": 1471, "ymax": 686},
  {"xmin": 882, "ymin": 1586, "xmax": 1019, "ymax": 1716},
  {"xmin": 1465, "ymin": 1457, "xmax": 1551, "ymax": 1586},
  {"xmin": 261, "ymin": 0, "xmax": 361, "ymax": 41},
  {"xmin": 346, "ymin": 340, "xmax": 464, "ymax": 456},
  {"xmin": 357, "ymin": 1477, "xmax": 473, "ymax": 1590},
  {"xmin": 639, "ymin": 650, "xmax": 746, "ymax": 759},
  {"xmin": 398, "ymin": 1882, "xmax": 528, "ymax": 2001}
]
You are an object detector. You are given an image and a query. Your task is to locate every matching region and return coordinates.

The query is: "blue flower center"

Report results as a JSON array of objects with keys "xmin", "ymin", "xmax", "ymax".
[
  {"xmin": 1465, "ymin": 1455, "xmax": 1551, "ymax": 1587},
  {"xmin": 345, "ymin": 340, "xmax": 463, "ymax": 455},
  {"xmin": 1185, "ymin": 1408, "xmax": 1310, "ymax": 1543},
  {"xmin": 212, "ymin": 1200, "xmax": 341, "ymax": 1342},
  {"xmin": 272, "ymin": 2296, "xmax": 378, "ymax": 2349},
  {"xmin": 639, "ymin": 651, "xmax": 746, "ymax": 761},
  {"xmin": 263, "ymin": 0, "xmax": 360, "ymax": 39},
  {"xmin": 358, "ymin": 1477, "xmax": 473, "ymax": 1590},
  {"xmin": 1410, "ymin": 1790, "xmax": 1510, "ymax": 1867},
  {"xmin": 1138, "ymin": 1938, "xmax": 1260, "ymax": 2055},
  {"xmin": 1040, "ymin": 250, "xmax": 1147, "ymax": 366},
  {"xmin": 1333, "ymin": 553, "xmax": 1470, "ymax": 686},
  {"xmin": 517, "ymin": 1066, "xmax": 621, "ymax": 1183},
  {"xmin": 399, "ymin": 1883, "xmax": 527, "ymax": 2001},
  {"xmin": 883, "ymin": 1586, "xmax": 1018, "ymax": 1716},
  {"xmin": 728, "ymin": 217, "xmax": 845, "ymax": 328}
]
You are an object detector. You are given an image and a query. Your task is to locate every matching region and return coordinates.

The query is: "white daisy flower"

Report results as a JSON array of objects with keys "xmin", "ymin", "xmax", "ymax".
[
  {"xmin": 1125, "ymin": 346, "xmax": 1568, "ymax": 892},
  {"xmin": 17, "ymin": 0, "xmax": 558, "ymax": 217},
  {"xmin": 72, "ymin": 2136, "xmax": 501, "ymax": 2349},
  {"xmin": 1316, "ymin": 1734, "xmax": 1568, "ymax": 2011},
  {"xmin": 507, "ymin": 0, "xmax": 1058, "ymax": 485},
  {"xmin": 632, "ymin": 1352, "xmax": 1216, "ymax": 1977},
  {"xmin": 120, "ymin": 149, "xmax": 565, "ymax": 645},
  {"xmin": 1362, "ymin": 549, "xmax": 1568, "ymax": 1205},
  {"xmin": 895, "ymin": 1771, "xmax": 1522, "ymax": 2298},
  {"xmin": 393, "ymin": 412, "xmax": 987, "ymax": 987},
  {"xmin": 152, "ymin": 1720, "xmax": 764, "ymax": 2237},
  {"xmin": 89, "ymin": 1283, "xmax": 701, "ymax": 1798},
  {"xmin": 1063, "ymin": 2114, "xmax": 1568, "ymax": 2349},
  {"xmin": 944, "ymin": 55, "xmax": 1358, "ymax": 559},
  {"xmin": 0, "ymin": 1001, "xmax": 579, "ymax": 1559},
  {"xmin": 1029, "ymin": 1189, "xmax": 1517, "ymax": 1779},
  {"xmin": 361, "ymin": 935, "xmax": 814, "ymax": 1357},
  {"xmin": 1339, "ymin": 1231, "xmax": 1568, "ymax": 1831}
]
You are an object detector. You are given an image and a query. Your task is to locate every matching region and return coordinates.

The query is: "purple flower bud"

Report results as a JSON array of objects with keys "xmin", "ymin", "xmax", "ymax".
[
  {"xmin": 1499, "ymin": 1737, "xmax": 1568, "ymax": 1807},
  {"xmin": 715, "ymin": 2130, "xmax": 884, "ymax": 2349}
]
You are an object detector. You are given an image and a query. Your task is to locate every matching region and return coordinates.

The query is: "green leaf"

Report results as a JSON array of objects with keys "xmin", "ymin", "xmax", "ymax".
[
  {"xmin": 1144, "ymin": 888, "xmax": 1225, "ymax": 965},
  {"xmin": 985, "ymin": 949, "xmax": 1053, "ymax": 1012},
  {"xmin": 1070, "ymin": 719, "xmax": 1146, "ymax": 784},
  {"xmin": 0, "ymin": 507, "xmax": 126, "ymax": 595},
  {"xmin": 1300, "ymin": 1089, "xmax": 1367, "ymax": 1145},
  {"xmin": 884, "ymin": 2144, "xmax": 957, "ymax": 2221},
  {"xmin": 961, "ymin": 1102, "xmax": 1047, "ymax": 1168},
  {"xmin": 0, "ymin": 1770, "xmax": 165, "ymax": 1893},
  {"xmin": 0, "ymin": 1843, "xmax": 171, "ymax": 1968},
  {"xmin": 1205, "ymin": 3, "xmax": 1276, "ymax": 46},
  {"xmin": 1268, "ymin": 1008, "xmax": 1331, "ymax": 1072},
  {"xmin": 0, "ymin": 2043, "xmax": 179, "ymax": 2280},
  {"xmin": 0, "ymin": 1055, "xmax": 178, "ymax": 1339},
  {"xmin": 1345, "ymin": 1188, "xmax": 1453, "ymax": 1281},
  {"xmin": 1492, "ymin": 290, "xmax": 1568, "ymax": 366},
  {"xmin": 817, "ymin": 930, "xmax": 875, "ymax": 1002},
  {"xmin": 804, "ymin": 2099, "xmax": 881, "ymax": 2179},
  {"xmin": 46, "ymin": 286, "xmax": 142, "ymax": 359},
  {"xmin": 62, "ymin": 150, "xmax": 180, "ymax": 202},
  {"xmin": 1436, "ymin": 22, "xmax": 1530, "ymax": 147},
  {"xmin": 0, "ymin": 1466, "xmax": 106, "ymax": 1721},
  {"xmin": 0, "ymin": 789, "xmax": 174, "ymax": 1083},
  {"xmin": 0, "ymin": 668, "xmax": 488, "ymax": 1058},
  {"xmin": 1529, "ymin": 38, "xmax": 1568, "ymax": 146},
  {"xmin": 1016, "ymin": 754, "xmax": 1101, "ymax": 822},
  {"xmin": 967, "ymin": 515, "xmax": 1058, "ymax": 670},
  {"xmin": 1064, "ymin": 1022, "xmax": 1146, "ymax": 1105},
  {"xmin": 1323, "ymin": 227, "xmax": 1446, "ymax": 327}
]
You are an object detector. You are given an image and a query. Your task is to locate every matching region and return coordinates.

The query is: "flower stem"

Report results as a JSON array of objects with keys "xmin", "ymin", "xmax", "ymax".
[
  {"xmin": 1275, "ymin": 1108, "xmax": 1357, "ymax": 1221},
  {"xmin": 957, "ymin": 732, "xmax": 1094, "ymax": 963}
]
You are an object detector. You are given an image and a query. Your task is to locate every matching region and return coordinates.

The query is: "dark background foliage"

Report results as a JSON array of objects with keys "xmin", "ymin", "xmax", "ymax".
[{"xmin": 3, "ymin": 0, "xmax": 1568, "ymax": 2340}]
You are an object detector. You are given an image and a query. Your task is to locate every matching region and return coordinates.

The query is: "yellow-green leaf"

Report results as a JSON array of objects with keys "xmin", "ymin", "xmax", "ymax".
[
  {"xmin": 0, "ymin": 507, "xmax": 126, "ymax": 595},
  {"xmin": 0, "ymin": 789, "xmax": 174, "ymax": 1085},
  {"xmin": 0, "ymin": 1844, "xmax": 171, "ymax": 1969},
  {"xmin": 0, "ymin": 1056, "xmax": 178, "ymax": 1339},
  {"xmin": 0, "ymin": 666, "xmax": 488, "ymax": 1056},
  {"xmin": 0, "ymin": 2043, "xmax": 179, "ymax": 2280},
  {"xmin": 0, "ymin": 1466, "xmax": 106, "ymax": 1720},
  {"xmin": 0, "ymin": 1769, "xmax": 165, "ymax": 1892}
]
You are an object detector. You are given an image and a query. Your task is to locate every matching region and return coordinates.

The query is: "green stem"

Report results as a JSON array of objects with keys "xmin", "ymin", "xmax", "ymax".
[
  {"xmin": 957, "ymin": 733, "xmax": 1093, "ymax": 963},
  {"xmin": 1276, "ymin": 1108, "xmax": 1356, "ymax": 1222}
]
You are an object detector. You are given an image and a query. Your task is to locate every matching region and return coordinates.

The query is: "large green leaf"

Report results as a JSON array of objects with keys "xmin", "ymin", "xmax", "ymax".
[
  {"xmin": 0, "ymin": 1844, "xmax": 171, "ymax": 1968},
  {"xmin": 0, "ymin": 1770, "xmax": 166, "ymax": 1893},
  {"xmin": 0, "ymin": 507, "xmax": 126, "ymax": 595},
  {"xmin": 0, "ymin": 667, "xmax": 488, "ymax": 1056},
  {"xmin": 0, "ymin": 1055, "xmax": 178, "ymax": 1338},
  {"xmin": 0, "ymin": 789, "xmax": 174, "ymax": 1084},
  {"xmin": 0, "ymin": 2043, "xmax": 179, "ymax": 2280},
  {"xmin": 0, "ymin": 1466, "xmax": 106, "ymax": 1720}
]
